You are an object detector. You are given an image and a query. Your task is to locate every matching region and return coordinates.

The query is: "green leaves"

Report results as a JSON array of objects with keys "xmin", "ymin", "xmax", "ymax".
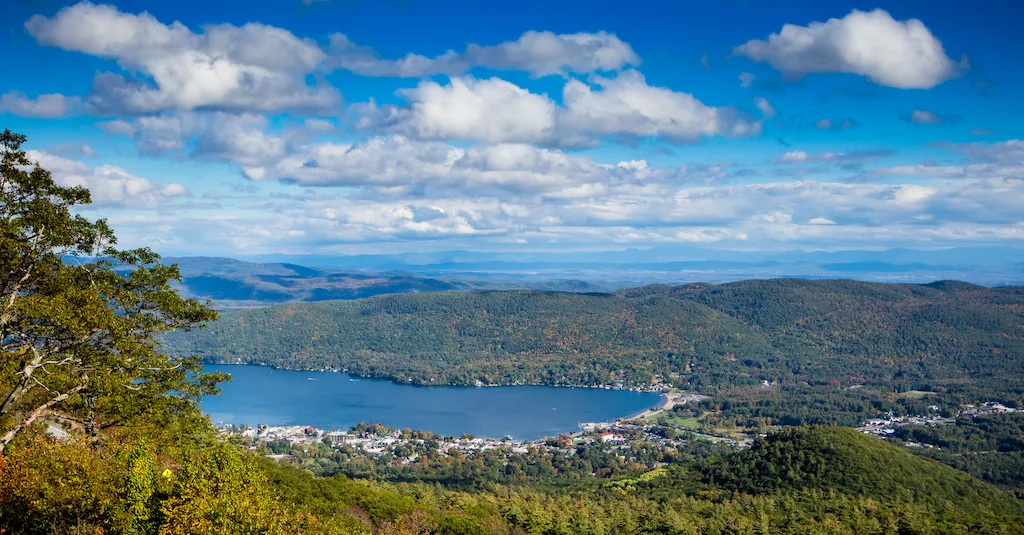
[{"xmin": 0, "ymin": 130, "xmax": 219, "ymax": 451}]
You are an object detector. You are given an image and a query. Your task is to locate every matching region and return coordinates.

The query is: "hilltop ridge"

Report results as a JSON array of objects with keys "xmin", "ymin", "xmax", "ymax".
[{"xmin": 164, "ymin": 278, "xmax": 1024, "ymax": 402}]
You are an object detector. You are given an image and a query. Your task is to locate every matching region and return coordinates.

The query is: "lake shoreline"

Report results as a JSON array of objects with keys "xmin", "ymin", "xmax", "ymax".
[
  {"xmin": 202, "ymin": 360, "xmax": 671, "ymax": 394},
  {"xmin": 201, "ymin": 363, "xmax": 665, "ymax": 441}
]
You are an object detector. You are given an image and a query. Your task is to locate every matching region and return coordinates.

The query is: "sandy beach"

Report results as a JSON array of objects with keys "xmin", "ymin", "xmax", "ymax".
[{"xmin": 629, "ymin": 392, "xmax": 709, "ymax": 421}]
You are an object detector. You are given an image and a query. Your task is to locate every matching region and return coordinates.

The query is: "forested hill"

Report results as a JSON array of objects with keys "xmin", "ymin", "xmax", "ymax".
[
  {"xmin": 700, "ymin": 426, "xmax": 1019, "ymax": 512},
  {"xmin": 164, "ymin": 279, "xmax": 1024, "ymax": 397}
]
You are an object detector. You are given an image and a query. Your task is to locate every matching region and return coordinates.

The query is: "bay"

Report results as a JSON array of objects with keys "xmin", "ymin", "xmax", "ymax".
[{"xmin": 201, "ymin": 364, "xmax": 664, "ymax": 440}]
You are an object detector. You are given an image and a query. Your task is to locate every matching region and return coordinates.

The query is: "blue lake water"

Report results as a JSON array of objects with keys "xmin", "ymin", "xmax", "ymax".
[{"xmin": 201, "ymin": 364, "xmax": 663, "ymax": 440}]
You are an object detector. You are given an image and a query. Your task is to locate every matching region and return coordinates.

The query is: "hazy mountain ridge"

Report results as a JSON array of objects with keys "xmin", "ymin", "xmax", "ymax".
[
  {"xmin": 236, "ymin": 246, "xmax": 1024, "ymax": 287},
  {"xmin": 163, "ymin": 256, "xmax": 612, "ymax": 308},
  {"xmin": 159, "ymin": 246, "xmax": 1024, "ymax": 308}
]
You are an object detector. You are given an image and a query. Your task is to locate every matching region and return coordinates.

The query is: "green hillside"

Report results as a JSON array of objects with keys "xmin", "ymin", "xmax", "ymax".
[
  {"xmin": 165, "ymin": 279, "xmax": 1024, "ymax": 400},
  {"xmin": 700, "ymin": 426, "xmax": 1019, "ymax": 512}
]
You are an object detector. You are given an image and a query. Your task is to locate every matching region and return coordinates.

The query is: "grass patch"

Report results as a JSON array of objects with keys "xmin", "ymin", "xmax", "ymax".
[
  {"xmin": 606, "ymin": 468, "xmax": 668, "ymax": 489},
  {"xmin": 662, "ymin": 415, "xmax": 701, "ymax": 428},
  {"xmin": 897, "ymin": 390, "xmax": 936, "ymax": 399}
]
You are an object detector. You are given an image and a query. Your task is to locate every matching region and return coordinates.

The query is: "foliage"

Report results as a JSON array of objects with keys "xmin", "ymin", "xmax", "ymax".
[
  {"xmin": 894, "ymin": 413, "xmax": 1024, "ymax": 453},
  {"xmin": 672, "ymin": 384, "xmax": 961, "ymax": 431},
  {"xmin": 0, "ymin": 129, "xmax": 222, "ymax": 452},
  {"xmin": 893, "ymin": 413, "xmax": 1024, "ymax": 498},
  {"xmin": 702, "ymin": 426, "xmax": 1020, "ymax": 512}
]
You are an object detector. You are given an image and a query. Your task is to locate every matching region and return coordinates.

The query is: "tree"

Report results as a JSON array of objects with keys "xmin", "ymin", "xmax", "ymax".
[{"xmin": 0, "ymin": 129, "xmax": 222, "ymax": 452}]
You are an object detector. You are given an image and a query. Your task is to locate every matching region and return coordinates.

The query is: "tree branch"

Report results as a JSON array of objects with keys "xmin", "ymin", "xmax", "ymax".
[{"xmin": 0, "ymin": 381, "xmax": 87, "ymax": 453}]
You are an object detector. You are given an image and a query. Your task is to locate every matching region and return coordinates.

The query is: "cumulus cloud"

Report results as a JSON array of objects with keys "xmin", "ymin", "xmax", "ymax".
[
  {"xmin": 25, "ymin": 150, "xmax": 187, "ymax": 206},
  {"xmin": 235, "ymin": 135, "xmax": 729, "ymax": 197},
  {"xmin": 356, "ymin": 77, "xmax": 558, "ymax": 144},
  {"xmin": 330, "ymin": 30, "xmax": 639, "ymax": 77},
  {"xmin": 735, "ymin": 9, "xmax": 964, "ymax": 89},
  {"xmin": 0, "ymin": 91, "xmax": 81, "ymax": 118},
  {"xmin": 25, "ymin": 2, "xmax": 339, "ymax": 115},
  {"xmin": 558, "ymin": 71, "xmax": 762, "ymax": 143},
  {"xmin": 193, "ymin": 114, "xmax": 289, "ymax": 166},
  {"xmin": 356, "ymin": 71, "xmax": 762, "ymax": 145},
  {"xmin": 739, "ymin": 72, "xmax": 756, "ymax": 88},
  {"xmin": 103, "ymin": 107, "xmax": 758, "ymax": 200},
  {"xmin": 99, "ymin": 114, "xmax": 206, "ymax": 155}
]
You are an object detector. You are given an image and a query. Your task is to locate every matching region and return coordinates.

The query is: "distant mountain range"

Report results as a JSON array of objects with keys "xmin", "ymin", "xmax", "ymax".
[
  {"xmin": 161, "ymin": 246, "xmax": 1024, "ymax": 308},
  {"xmin": 163, "ymin": 256, "xmax": 609, "ymax": 309}
]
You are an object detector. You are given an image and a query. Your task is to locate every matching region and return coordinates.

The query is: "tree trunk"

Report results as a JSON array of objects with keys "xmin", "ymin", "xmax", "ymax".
[{"xmin": 0, "ymin": 348, "xmax": 44, "ymax": 416}]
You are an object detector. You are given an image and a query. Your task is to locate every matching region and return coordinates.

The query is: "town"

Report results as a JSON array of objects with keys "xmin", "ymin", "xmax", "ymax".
[
  {"xmin": 856, "ymin": 401, "xmax": 1020, "ymax": 440},
  {"xmin": 219, "ymin": 416, "xmax": 751, "ymax": 468},
  {"xmin": 217, "ymin": 400, "xmax": 1022, "ymax": 471}
]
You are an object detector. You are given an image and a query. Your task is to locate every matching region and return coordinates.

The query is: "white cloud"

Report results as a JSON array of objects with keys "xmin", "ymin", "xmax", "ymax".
[
  {"xmin": 99, "ymin": 114, "xmax": 205, "ymax": 155},
  {"xmin": 890, "ymin": 184, "xmax": 936, "ymax": 205},
  {"xmin": 771, "ymin": 149, "xmax": 893, "ymax": 164},
  {"xmin": 739, "ymin": 72, "xmax": 755, "ymax": 88},
  {"xmin": 0, "ymin": 91, "xmax": 81, "ymax": 118},
  {"xmin": 879, "ymin": 163, "xmax": 1024, "ymax": 180},
  {"xmin": 754, "ymin": 97, "xmax": 775, "ymax": 119},
  {"xmin": 193, "ymin": 114, "xmax": 288, "ymax": 166},
  {"xmin": 358, "ymin": 77, "xmax": 557, "ymax": 143},
  {"xmin": 735, "ymin": 9, "xmax": 963, "ymax": 89},
  {"xmin": 466, "ymin": 31, "xmax": 640, "ymax": 77},
  {"xmin": 944, "ymin": 139, "xmax": 1024, "ymax": 165},
  {"xmin": 559, "ymin": 70, "xmax": 761, "ymax": 143},
  {"xmin": 356, "ymin": 71, "xmax": 762, "ymax": 145},
  {"xmin": 87, "ymin": 110, "xmax": 1024, "ymax": 252},
  {"xmin": 25, "ymin": 2, "xmax": 339, "ymax": 114},
  {"xmin": 236, "ymin": 135, "xmax": 639, "ymax": 196},
  {"xmin": 102, "ymin": 110, "xmax": 747, "ymax": 197},
  {"xmin": 330, "ymin": 30, "xmax": 639, "ymax": 77},
  {"xmin": 876, "ymin": 140, "xmax": 1024, "ymax": 179},
  {"xmin": 81, "ymin": 172, "xmax": 1024, "ymax": 253},
  {"xmin": 909, "ymin": 109, "xmax": 943, "ymax": 124},
  {"xmin": 26, "ymin": 150, "xmax": 188, "ymax": 206}
]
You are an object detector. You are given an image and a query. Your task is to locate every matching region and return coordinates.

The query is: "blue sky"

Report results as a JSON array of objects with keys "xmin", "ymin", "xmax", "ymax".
[{"xmin": 2, "ymin": 0, "xmax": 1022, "ymax": 256}]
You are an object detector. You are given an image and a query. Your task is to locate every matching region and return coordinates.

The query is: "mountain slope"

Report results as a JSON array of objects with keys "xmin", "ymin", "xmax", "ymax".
[
  {"xmin": 167, "ymin": 289, "xmax": 772, "ymax": 385},
  {"xmin": 164, "ymin": 279, "xmax": 1024, "ymax": 395},
  {"xmin": 700, "ymin": 426, "xmax": 1021, "ymax": 512}
]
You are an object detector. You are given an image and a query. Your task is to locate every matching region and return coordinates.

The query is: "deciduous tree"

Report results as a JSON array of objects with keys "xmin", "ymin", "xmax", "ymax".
[{"xmin": 0, "ymin": 129, "xmax": 221, "ymax": 452}]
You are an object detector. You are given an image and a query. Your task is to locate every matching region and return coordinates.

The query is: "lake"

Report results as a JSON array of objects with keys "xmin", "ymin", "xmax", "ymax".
[{"xmin": 201, "ymin": 364, "xmax": 664, "ymax": 440}]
